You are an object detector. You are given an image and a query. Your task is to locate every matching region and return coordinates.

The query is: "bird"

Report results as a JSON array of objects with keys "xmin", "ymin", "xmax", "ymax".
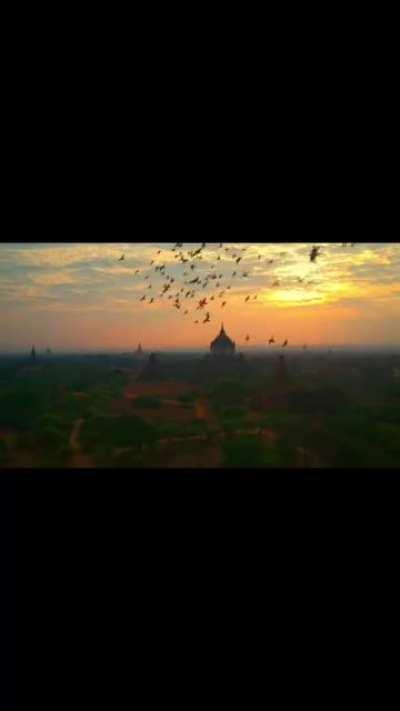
[
  {"xmin": 268, "ymin": 337, "xmax": 275, "ymax": 345},
  {"xmin": 245, "ymin": 335, "xmax": 250, "ymax": 342},
  {"xmin": 245, "ymin": 296, "xmax": 250, "ymax": 302},
  {"xmin": 118, "ymin": 255, "xmax": 125, "ymax": 261},
  {"xmin": 310, "ymin": 246, "xmax": 321, "ymax": 262},
  {"xmin": 221, "ymin": 301, "xmax": 226, "ymax": 307},
  {"xmin": 282, "ymin": 339, "xmax": 288, "ymax": 347}
]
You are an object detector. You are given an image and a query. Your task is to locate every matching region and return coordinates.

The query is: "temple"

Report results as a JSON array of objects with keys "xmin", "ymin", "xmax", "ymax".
[
  {"xmin": 210, "ymin": 324, "xmax": 236, "ymax": 356},
  {"xmin": 193, "ymin": 325, "xmax": 247, "ymax": 383}
]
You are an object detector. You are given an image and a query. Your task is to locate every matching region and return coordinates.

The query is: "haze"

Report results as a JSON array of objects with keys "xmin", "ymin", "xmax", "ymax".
[{"xmin": 0, "ymin": 242, "xmax": 399, "ymax": 353}]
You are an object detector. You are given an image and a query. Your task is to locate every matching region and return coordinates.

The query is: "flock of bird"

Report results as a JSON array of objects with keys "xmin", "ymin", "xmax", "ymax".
[{"xmin": 116, "ymin": 243, "xmax": 356, "ymax": 349}]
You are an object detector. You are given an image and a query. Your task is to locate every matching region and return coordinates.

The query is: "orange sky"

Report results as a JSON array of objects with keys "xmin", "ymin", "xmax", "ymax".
[{"xmin": 0, "ymin": 242, "xmax": 399, "ymax": 351}]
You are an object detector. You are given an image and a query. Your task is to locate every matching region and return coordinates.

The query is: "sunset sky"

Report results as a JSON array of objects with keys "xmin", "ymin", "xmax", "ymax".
[{"xmin": 0, "ymin": 242, "xmax": 399, "ymax": 352}]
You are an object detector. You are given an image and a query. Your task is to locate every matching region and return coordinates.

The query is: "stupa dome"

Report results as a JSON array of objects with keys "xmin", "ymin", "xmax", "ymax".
[{"xmin": 210, "ymin": 324, "xmax": 236, "ymax": 356}]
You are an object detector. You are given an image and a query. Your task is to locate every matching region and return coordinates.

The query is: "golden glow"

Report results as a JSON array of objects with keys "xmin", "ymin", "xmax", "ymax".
[{"xmin": 0, "ymin": 242, "xmax": 399, "ymax": 350}]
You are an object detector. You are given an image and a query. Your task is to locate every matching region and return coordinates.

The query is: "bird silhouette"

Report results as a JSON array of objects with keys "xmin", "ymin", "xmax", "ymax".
[
  {"xmin": 268, "ymin": 337, "xmax": 275, "ymax": 345},
  {"xmin": 118, "ymin": 255, "xmax": 125, "ymax": 261}
]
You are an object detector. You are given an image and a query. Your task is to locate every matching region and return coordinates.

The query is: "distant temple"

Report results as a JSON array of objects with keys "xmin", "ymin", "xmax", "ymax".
[
  {"xmin": 135, "ymin": 343, "xmax": 145, "ymax": 357},
  {"xmin": 193, "ymin": 326, "xmax": 247, "ymax": 383},
  {"xmin": 210, "ymin": 324, "xmax": 236, "ymax": 356}
]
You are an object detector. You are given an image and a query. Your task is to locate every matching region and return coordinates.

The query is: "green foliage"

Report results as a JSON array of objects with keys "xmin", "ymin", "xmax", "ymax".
[
  {"xmin": 112, "ymin": 450, "xmax": 146, "ymax": 469},
  {"xmin": 35, "ymin": 426, "xmax": 67, "ymax": 450},
  {"xmin": 183, "ymin": 421, "xmax": 207, "ymax": 436},
  {"xmin": 132, "ymin": 396, "xmax": 162, "ymax": 409},
  {"xmin": 0, "ymin": 388, "xmax": 45, "ymax": 429},
  {"xmin": 219, "ymin": 406, "xmax": 247, "ymax": 420},
  {"xmin": 33, "ymin": 413, "xmax": 66, "ymax": 433},
  {"xmin": 221, "ymin": 419, "xmax": 245, "ymax": 434},
  {"xmin": 93, "ymin": 443, "xmax": 117, "ymax": 467},
  {"xmin": 222, "ymin": 436, "xmax": 284, "ymax": 468},
  {"xmin": 208, "ymin": 380, "xmax": 249, "ymax": 406},
  {"xmin": 375, "ymin": 423, "xmax": 400, "ymax": 458},
  {"xmin": 81, "ymin": 414, "xmax": 157, "ymax": 451},
  {"xmin": 155, "ymin": 423, "xmax": 183, "ymax": 438},
  {"xmin": 178, "ymin": 392, "xmax": 197, "ymax": 404}
]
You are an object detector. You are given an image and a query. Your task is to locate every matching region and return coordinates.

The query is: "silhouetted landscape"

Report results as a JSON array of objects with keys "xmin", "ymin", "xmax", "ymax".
[
  {"xmin": 1, "ymin": 342, "xmax": 399, "ymax": 469},
  {"xmin": 1, "ymin": 241, "xmax": 399, "ymax": 471}
]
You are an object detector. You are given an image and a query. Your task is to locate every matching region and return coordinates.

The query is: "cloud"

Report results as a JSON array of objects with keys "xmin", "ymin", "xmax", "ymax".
[{"xmin": 0, "ymin": 242, "xmax": 399, "ymax": 350}]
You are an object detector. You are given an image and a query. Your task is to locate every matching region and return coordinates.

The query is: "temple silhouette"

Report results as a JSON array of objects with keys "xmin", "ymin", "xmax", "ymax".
[
  {"xmin": 195, "ymin": 324, "xmax": 248, "ymax": 382},
  {"xmin": 210, "ymin": 324, "xmax": 236, "ymax": 357}
]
